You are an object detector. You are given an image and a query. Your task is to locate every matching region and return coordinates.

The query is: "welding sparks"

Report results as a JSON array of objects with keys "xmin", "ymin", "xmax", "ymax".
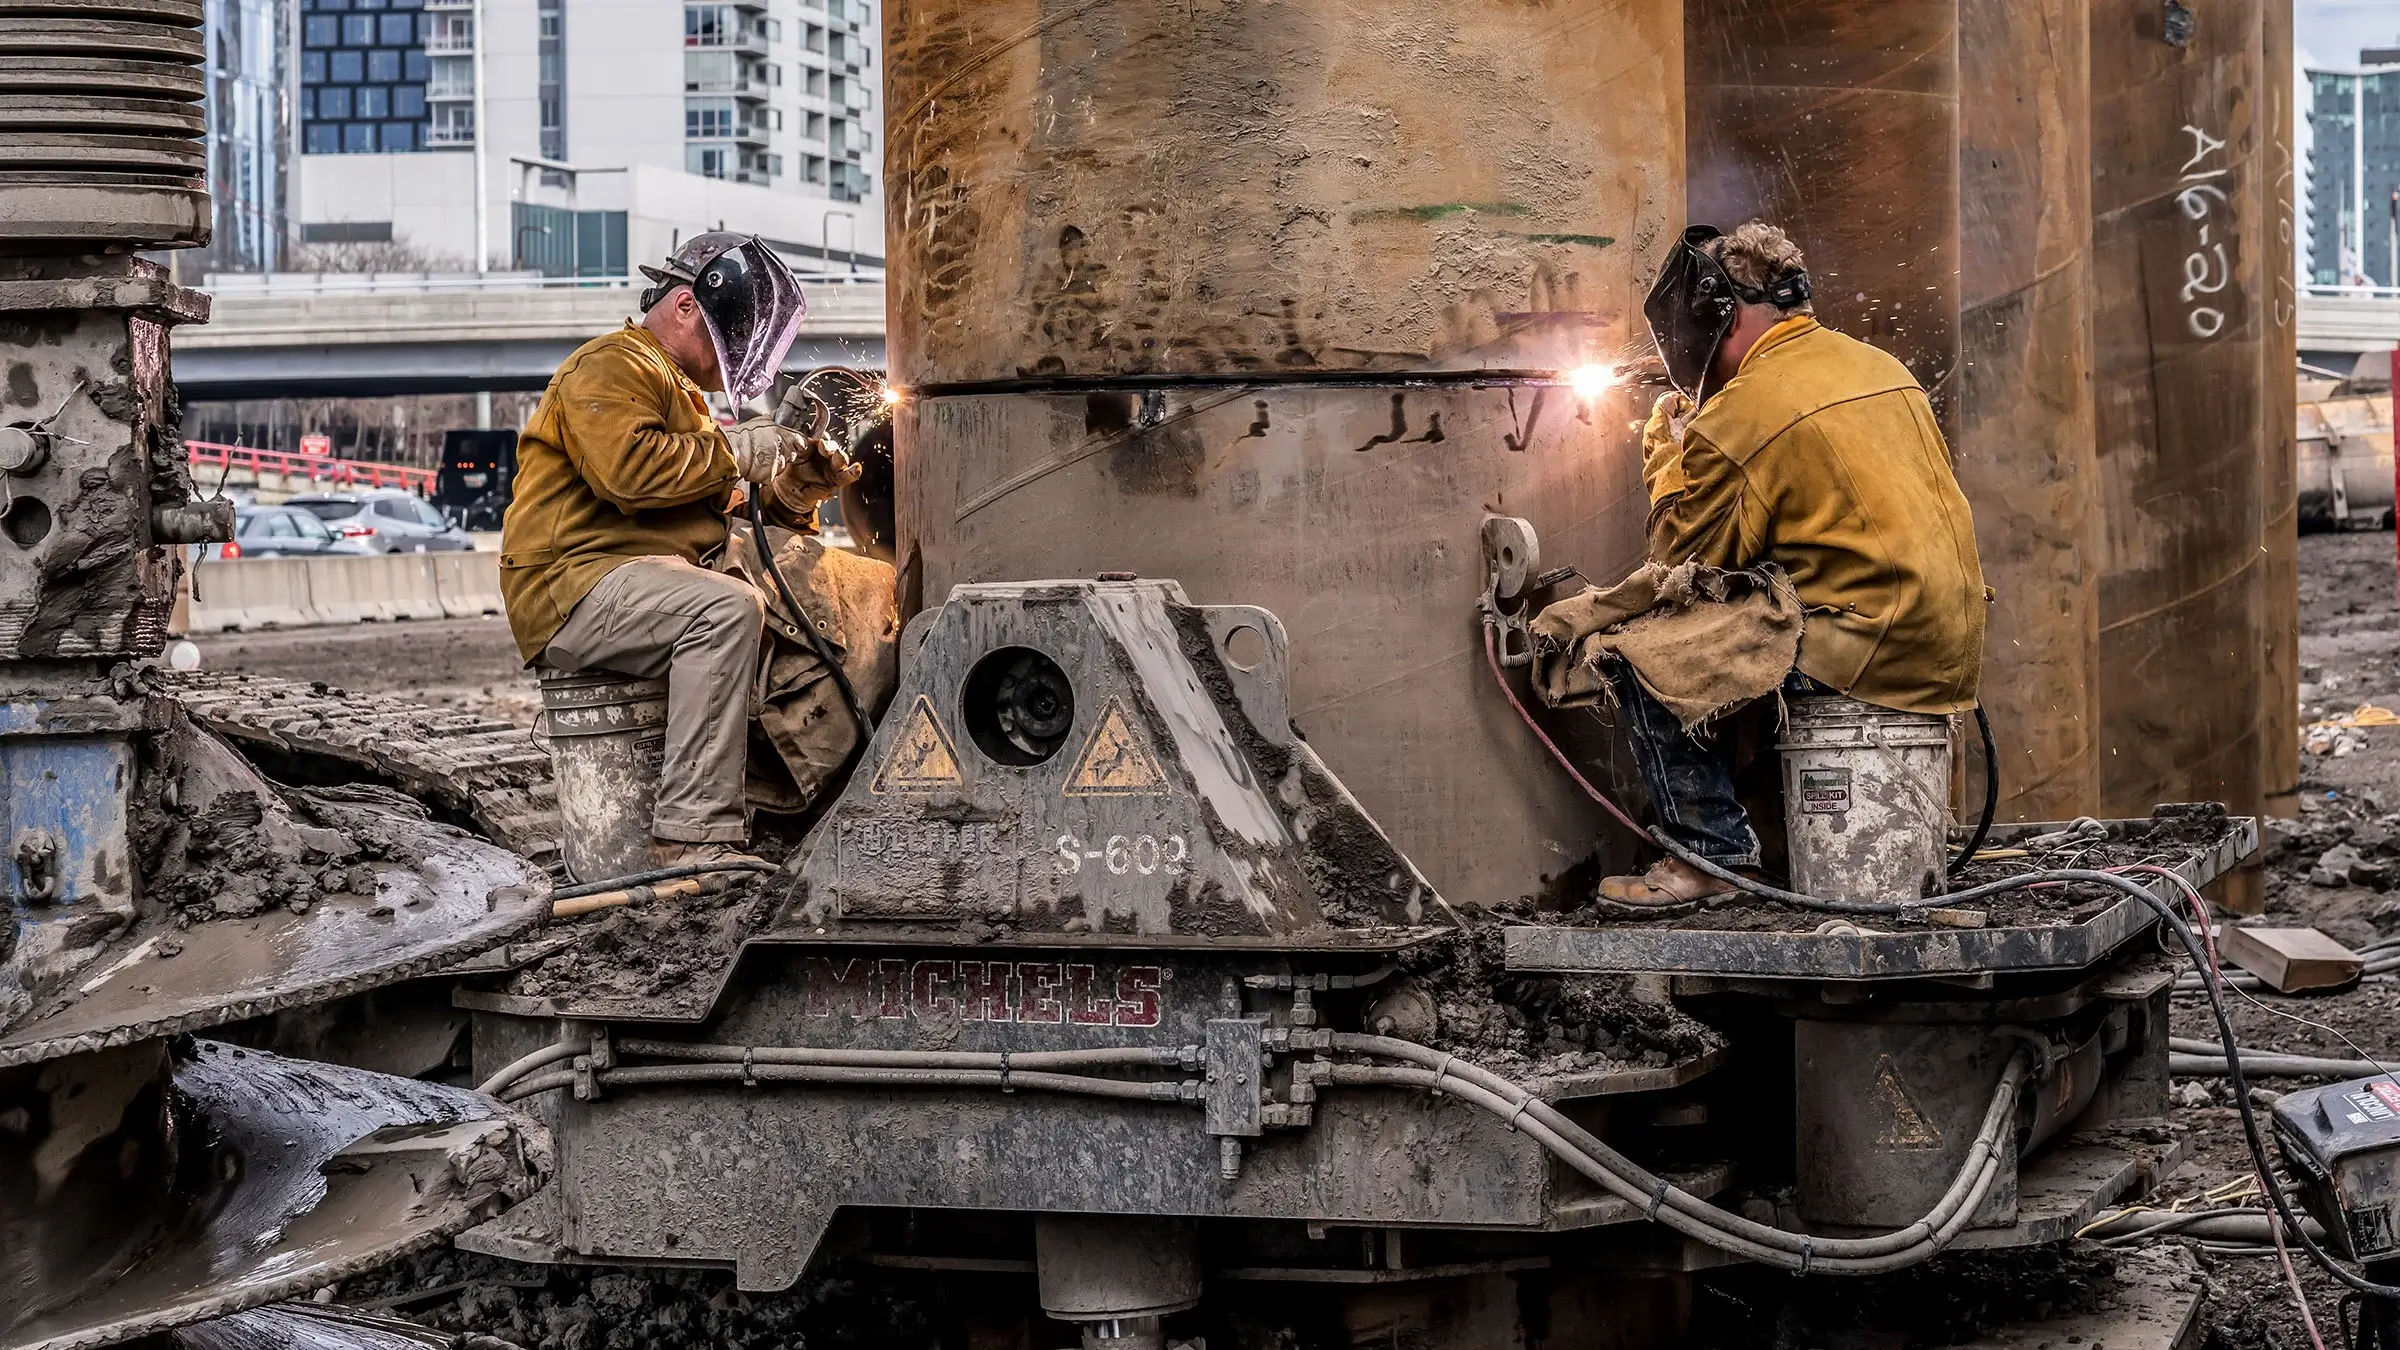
[
  {"xmin": 1564, "ymin": 364, "xmax": 1619, "ymax": 399},
  {"xmin": 878, "ymin": 384, "xmax": 906, "ymax": 409}
]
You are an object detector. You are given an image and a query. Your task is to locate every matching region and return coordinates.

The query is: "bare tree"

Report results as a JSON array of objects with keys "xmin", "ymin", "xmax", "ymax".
[{"xmin": 290, "ymin": 239, "xmax": 471, "ymax": 274}]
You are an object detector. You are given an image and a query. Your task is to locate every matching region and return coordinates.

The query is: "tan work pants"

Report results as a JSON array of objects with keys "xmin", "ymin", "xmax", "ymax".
[{"xmin": 538, "ymin": 556, "xmax": 765, "ymax": 844}]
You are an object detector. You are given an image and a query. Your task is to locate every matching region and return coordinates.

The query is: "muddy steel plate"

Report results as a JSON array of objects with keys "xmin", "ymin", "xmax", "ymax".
[
  {"xmin": 0, "ymin": 819, "xmax": 549, "ymax": 1069},
  {"xmin": 4, "ymin": 1043, "xmax": 550, "ymax": 1350},
  {"xmin": 1501, "ymin": 816, "xmax": 2256, "ymax": 979}
]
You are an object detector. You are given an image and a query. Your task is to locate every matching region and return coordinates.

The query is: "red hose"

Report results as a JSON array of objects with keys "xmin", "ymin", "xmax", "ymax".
[{"xmin": 1480, "ymin": 621, "xmax": 1647, "ymax": 837}]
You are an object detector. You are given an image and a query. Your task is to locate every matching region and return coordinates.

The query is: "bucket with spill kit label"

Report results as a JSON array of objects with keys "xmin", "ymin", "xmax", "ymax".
[
  {"xmin": 1777, "ymin": 694, "xmax": 1952, "ymax": 902},
  {"xmin": 538, "ymin": 668, "xmax": 669, "ymax": 884}
]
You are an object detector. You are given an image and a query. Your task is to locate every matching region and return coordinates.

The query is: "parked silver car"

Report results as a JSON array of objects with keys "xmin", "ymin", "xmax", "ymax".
[
  {"xmin": 211, "ymin": 504, "xmax": 377, "ymax": 559},
  {"xmin": 286, "ymin": 489, "xmax": 475, "ymax": 553}
]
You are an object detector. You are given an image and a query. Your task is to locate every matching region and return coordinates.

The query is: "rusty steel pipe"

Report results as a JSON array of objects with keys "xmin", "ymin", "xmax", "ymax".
[
  {"xmin": 887, "ymin": 0, "xmax": 1685, "ymax": 909},
  {"xmin": 1954, "ymin": 0, "xmax": 2099, "ymax": 821},
  {"xmin": 2089, "ymin": 0, "xmax": 2268, "ymax": 868},
  {"xmin": 1685, "ymin": 0, "xmax": 1961, "ymax": 424},
  {"xmin": 2258, "ymin": 0, "xmax": 2300, "ymax": 823}
]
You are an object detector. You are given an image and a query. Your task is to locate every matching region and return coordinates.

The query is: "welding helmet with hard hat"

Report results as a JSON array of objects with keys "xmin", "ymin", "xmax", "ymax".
[
  {"xmin": 1642, "ymin": 224, "xmax": 1812, "ymax": 401},
  {"xmin": 638, "ymin": 232, "xmax": 807, "ymax": 403}
]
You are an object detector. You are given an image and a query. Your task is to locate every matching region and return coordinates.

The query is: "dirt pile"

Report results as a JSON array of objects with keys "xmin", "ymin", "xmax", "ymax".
[
  {"xmin": 1689, "ymin": 1242, "xmax": 2147, "ymax": 1347},
  {"xmin": 1397, "ymin": 924, "xmax": 1723, "ymax": 1077},
  {"xmin": 328, "ymin": 1249, "xmax": 950, "ymax": 1350},
  {"xmin": 133, "ymin": 714, "xmax": 425, "ymax": 923}
]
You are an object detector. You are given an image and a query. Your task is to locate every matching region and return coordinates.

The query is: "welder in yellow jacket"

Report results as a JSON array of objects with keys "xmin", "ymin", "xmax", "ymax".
[
  {"xmin": 500, "ymin": 232, "xmax": 861, "ymax": 875},
  {"xmin": 1596, "ymin": 222, "xmax": 1987, "ymax": 905}
]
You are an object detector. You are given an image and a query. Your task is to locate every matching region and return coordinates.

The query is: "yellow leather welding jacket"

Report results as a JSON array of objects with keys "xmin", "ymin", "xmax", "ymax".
[
  {"xmin": 1646, "ymin": 317, "xmax": 1986, "ymax": 715},
  {"xmin": 499, "ymin": 323, "xmax": 740, "ymax": 662}
]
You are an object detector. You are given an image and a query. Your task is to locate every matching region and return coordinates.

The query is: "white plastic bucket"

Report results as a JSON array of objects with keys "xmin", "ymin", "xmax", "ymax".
[
  {"xmin": 1777, "ymin": 694, "xmax": 1953, "ymax": 902},
  {"xmin": 538, "ymin": 668, "xmax": 669, "ymax": 885}
]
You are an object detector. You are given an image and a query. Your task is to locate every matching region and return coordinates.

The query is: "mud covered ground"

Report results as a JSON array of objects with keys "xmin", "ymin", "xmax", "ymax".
[
  {"xmin": 2170, "ymin": 528, "xmax": 2400, "ymax": 1350},
  {"xmin": 193, "ymin": 614, "xmax": 540, "ymax": 726}
]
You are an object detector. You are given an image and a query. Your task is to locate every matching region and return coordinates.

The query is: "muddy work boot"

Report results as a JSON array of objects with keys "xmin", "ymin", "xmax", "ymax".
[
  {"xmin": 649, "ymin": 839, "xmax": 770, "ymax": 875},
  {"xmin": 1596, "ymin": 857, "xmax": 1740, "ymax": 907}
]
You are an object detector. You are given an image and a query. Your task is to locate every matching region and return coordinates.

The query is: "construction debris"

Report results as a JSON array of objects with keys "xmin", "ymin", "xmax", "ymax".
[{"xmin": 2216, "ymin": 926, "xmax": 2365, "ymax": 993}]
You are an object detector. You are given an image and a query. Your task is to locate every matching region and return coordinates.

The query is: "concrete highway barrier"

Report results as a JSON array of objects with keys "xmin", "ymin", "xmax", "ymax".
[{"xmin": 187, "ymin": 550, "xmax": 503, "ymax": 634}]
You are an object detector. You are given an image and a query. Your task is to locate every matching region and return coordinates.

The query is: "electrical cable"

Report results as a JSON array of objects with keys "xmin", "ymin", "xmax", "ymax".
[
  {"xmin": 1329, "ymin": 1032, "xmax": 2029, "ymax": 1264},
  {"xmin": 1948, "ymin": 705, "xmax": 1998, "ymax": 877},
  {"xmin": 1322, "ymin": 1061, "xmax": 2008, "ymax": 1274},
  {"xmin": 1478, "ymin": 612, "xmax": 2400, "ymax": 1300},
  {"xmin": 745, "ymin": 490, "xmax": 872, "ymax": 738},
  {"xmin": 476, "ymin": 1037, "xmax": 585, "ymax": 1097}
]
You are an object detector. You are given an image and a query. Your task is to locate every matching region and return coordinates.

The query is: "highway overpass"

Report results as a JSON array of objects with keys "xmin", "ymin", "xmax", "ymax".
[
  {"xmin": 2300, "ymin": 289, "xmax": 2400, "ymax": 371},
  {"xmin": 184, "ymin": 275, "xmax": 2376, "ymax": 399},
  {"xmin": 172, "ymin": 273, "xmax": 886, "ymax": 400}
]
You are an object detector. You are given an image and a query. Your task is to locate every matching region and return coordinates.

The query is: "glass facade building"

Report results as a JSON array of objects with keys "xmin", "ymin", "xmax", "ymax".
[
  {"xmin": 2308, "ymin": 63, "xmax": 2400, "ymax": 286},
  {"xmin": 299, "ymin": 0, "xmax": 436, "ymax": 153},
  {"xmin": 200, "ymin": 0, "xmax": 292, "ymax": 269}
]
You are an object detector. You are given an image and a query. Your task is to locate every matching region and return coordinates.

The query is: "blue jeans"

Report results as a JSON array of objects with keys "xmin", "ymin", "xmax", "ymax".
[{"xmin": 1605, "ymin": 661, "xmax": 1821, "ymax": 868}]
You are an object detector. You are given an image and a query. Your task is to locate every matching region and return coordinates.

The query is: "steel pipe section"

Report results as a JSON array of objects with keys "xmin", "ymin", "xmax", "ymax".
[
  {"xmin": 1686, "ymin": 0, "xmax": 1960, "ymax": 421},
  {"xmin": 0, "ymin": 0, "xmax": 211, "ymax": 249},
  {"xmin": 886, "ymin": 0, "xmax": 1684, "ymax": 909},
  {"xmin": 1954, "ymin": 0, "xmax": 2101, "ymax": 822},
  {"xmin": 2089, "ymin": 0, "xmax": 2269, "ymax": 866},
  {"xmin": 2258, "ymin": 0, "xmax": 2300, "ymax": 822}
]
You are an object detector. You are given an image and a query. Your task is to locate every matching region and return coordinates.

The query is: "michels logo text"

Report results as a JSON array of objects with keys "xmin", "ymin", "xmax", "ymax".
[{"xmin": 800, "ymin": 957, "xmax": 1168, "ymax": 1028}]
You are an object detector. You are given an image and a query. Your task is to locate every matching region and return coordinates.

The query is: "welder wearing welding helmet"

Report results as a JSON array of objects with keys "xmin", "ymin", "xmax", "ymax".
[
  {"xmin": 499, "ymin": 232, "xmax": 877, "ymax": 878},
  {"xmin": 1592, "ymin": 222, "xmax": 1987, "ymax": 906}
]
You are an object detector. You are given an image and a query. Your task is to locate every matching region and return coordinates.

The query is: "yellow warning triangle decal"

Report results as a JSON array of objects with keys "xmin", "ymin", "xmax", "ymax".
[
  {"xmin": 1064, "ymin": 697, "xmax": 1171, "ymax": 797},
  {"xmin": 870, "ymin": 694, "xmax": 964, "ymax": 794},
  {"xmin": 1870, "ymin": 1054, "xmax": 1944, "ymax": 1150}
]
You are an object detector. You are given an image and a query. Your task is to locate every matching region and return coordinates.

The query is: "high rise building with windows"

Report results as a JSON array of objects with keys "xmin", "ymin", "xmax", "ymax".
[
  {"xmin": 194, "ymin": 0, "xmax": 295, "ymax": 271},
  {"xmin": 2308, "ymin": 56, "xmax": 2400, "ymax": 287},
  {"xmin": 289, "ymin": 0, "xmax": 883, "ymax": 276}
]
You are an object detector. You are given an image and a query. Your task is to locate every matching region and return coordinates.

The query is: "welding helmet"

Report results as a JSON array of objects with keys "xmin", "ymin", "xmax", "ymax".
[
  {"xmin": 1642, "ymin": 224, "xmax": 1812, "ymax": 400},
  {"xmin": 639, "ymin": 232, "xmax": 807, "ymax": 402}
]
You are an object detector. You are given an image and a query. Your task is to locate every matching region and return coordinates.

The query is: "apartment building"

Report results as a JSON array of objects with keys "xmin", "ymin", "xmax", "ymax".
[
  {"xmin": 2309, "ymin": 57, "xmax": 2400, "ymax": 287},
  {"xmin": 288, "ymin": 0, "xmax": 884, "ymax": 275}
]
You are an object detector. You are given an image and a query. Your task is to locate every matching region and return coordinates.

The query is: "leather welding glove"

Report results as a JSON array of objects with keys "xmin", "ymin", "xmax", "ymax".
[
  {"xmin": 761, "ymin": 433, "xmax": 863, "ymax": 518},
  {"xmin": 1641, "ymin": 390, "xmax": 1694, "ymax": 505},
  {"xmin": 725, "ymin": 416, "xmax": 802, "ymax": 484}
]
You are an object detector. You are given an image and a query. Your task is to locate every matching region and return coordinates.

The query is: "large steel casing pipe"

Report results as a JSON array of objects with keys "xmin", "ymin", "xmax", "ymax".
[
  {"xmin": 2257, "ymin": 0, "xmax": 2299, "ymax": 824},
  {"xmin": 1686, "ymin": 0, "xmax": 1960, "ymax": 421},
  {"xmin": 2089, "ymin": 0, "xmax": 2267, "ymax": 849},
  {"xmin": 1956, "ymin": 0, "xmax": 2100, "ymax": 821},
  {"xmin": 886, "ymin": 0, "xmax": 1684, "ymax": 910}
]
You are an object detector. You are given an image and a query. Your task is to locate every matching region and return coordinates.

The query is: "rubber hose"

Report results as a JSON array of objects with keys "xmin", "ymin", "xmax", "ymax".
[
  {"xmin": 614, "ymin": 1038, "xmax": 1192, "ymax": 1071},
  {"xmin": 2085, "ymin": 1209, "xmax": 2325, "ymax": 1247},
  {"xmin": 514, "ymin": 1061, "xmax": 1190, "ymax": 1103},
  {"xmin": 1948, "ymin": 705, "xmax": 1999, "ymax": 877},
  {"xmin": 745, "ymin": 490, "xmax": 872, "ymax": 737},
  {"xmin": 1332, "ymin": 1032, "xmax": 2029, "ymax": 1260},
  {"xmin": 2170, "ymin": 1051, "xmax": 2399, "ymax": 1078},
  {"xmin": 1324, "ymin": 1062, "xmax": 2007, "ymax": 1274},
  {"xmin": 476, "ymin": 1038, "xmax": 584, "ymax": 1096}
]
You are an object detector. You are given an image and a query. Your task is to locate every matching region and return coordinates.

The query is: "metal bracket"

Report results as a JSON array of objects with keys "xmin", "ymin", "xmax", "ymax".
[
  {"xmin": 1479, "ymin": 516, "xmax": 1542, "ymax": 669},
  {"xmin": 1203, "ymin": 1018, "xmax": 1266, "ymax": 1139}
]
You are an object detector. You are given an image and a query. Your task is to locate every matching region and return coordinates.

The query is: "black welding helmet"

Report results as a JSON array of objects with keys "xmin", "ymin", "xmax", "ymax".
[
  {"xmin": 639, "ymin": 232, "xmax": 807, "ymax": 402},
  {"xmin": 1642, "ymin": 224, "xmax": 1813, "ymax": 400}
]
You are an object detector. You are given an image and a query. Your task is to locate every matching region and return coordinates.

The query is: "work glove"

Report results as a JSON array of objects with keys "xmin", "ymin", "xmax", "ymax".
[
  {"xmin": 761, "ymin": 432, "xmax": 863, "ymax": 518},
  {"xmin": 1641, "ymin": 390, "xmax": 1694, "ymax": 504},
  {"xmin": 726, "ymin": 416, "xmax": 802, "ymax": 484}
]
